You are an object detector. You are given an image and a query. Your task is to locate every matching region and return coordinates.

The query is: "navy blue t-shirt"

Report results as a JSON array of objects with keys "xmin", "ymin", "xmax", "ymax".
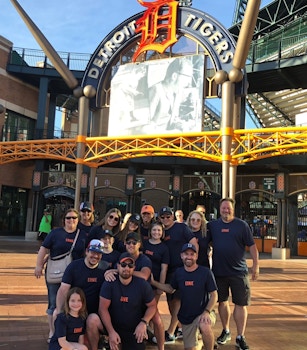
[
  {"xmin": 49, "ymin": 312, "xmax": 85, "ymax": 350},
  {"xmin": 143, "ymin": 240, "xmax": 170, "ymax": 281},
  {"xmin": 163, "ymin": 222, "xmax": 195, "ymax": 272},
  {"xmin": 194, "ymin": 229, "xmax": 211, "ymax": 268},
  {"xmin": 207, "ymin": 217, "xmax": 255, "ymax": 277},
  {"xmin": 43, "ymin": 227, "xmax": 87, "ymax": 260},
  {"xmin": 62, "ymin": 259, "xmax": 106, "ymax": 314},
  {"xmin": 100, "ymin": 276, "xmax": 154, "ymax": 332},
  {"xmin": 171, "ymin": 265, "xmax": 217, "ymax": 325}
]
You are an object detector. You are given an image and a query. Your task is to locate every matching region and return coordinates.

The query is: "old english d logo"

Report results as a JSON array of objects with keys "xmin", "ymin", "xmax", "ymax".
[{"xmin": 132, "ymin": 0, "xmax": 179, "ymax": 61}]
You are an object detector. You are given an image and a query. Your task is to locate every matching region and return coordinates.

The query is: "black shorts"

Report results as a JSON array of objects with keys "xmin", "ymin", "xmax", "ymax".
[
  {"xmin": 215, "ymin": 275, "xmax": 251, "ymax": 306},
  {"xmin": 37, "ymin": 232, "xmax": 48, "ymax": 241},
  {"xmin": 166, "ymin": 271, "xmax": 181, "ymax": 301}
]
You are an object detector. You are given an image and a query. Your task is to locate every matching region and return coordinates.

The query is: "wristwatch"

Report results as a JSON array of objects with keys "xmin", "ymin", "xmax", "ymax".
[{"xmin": 140, "ymin": 318, "xmax": 148, "ymax": 326}]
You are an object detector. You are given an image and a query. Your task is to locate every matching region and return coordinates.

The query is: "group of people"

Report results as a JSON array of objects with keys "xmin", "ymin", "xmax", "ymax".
[{"xmin": 34, "ymin": 198, "xmax": 259, "ymax": 350}]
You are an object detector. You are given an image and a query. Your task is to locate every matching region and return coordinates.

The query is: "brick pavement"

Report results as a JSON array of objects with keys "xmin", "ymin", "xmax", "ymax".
[{"xmin": 0, "ymin": 237, "xmax": 307, "ymax": 350}]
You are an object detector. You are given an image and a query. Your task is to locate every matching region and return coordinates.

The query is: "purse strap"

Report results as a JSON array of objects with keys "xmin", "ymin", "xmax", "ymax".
[{"xmin": 51, "ymin": 229, "xmax": 80, "ymax": 260}]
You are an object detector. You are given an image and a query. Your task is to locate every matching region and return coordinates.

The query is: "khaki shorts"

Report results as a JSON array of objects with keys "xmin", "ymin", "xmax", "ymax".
[{"xmin": 182, "ymin": 311, "xmax": 216, "ymax": 349}]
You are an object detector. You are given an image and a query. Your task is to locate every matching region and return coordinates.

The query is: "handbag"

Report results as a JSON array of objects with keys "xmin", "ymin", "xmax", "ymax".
[{"xmin": 46, "ymin": 229, "xmax": 80, "ymax": 284}]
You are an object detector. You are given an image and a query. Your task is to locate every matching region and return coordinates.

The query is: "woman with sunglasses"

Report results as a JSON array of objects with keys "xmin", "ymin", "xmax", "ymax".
[
  {"xmin": 34, "ymin": 208, "xmax": 87, "ymax": 343},
  {"xmin": 186, "ymin": 210, "xmax": 211, "ymax": 268},
  {"xmin": 86, "ymin": 208, "xmax": 122, "ymax": 247}
]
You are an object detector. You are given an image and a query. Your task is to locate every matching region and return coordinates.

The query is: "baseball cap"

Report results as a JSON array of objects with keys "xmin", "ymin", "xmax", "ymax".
[
  {"xmin": 141, "ymin": 205, "xmax": 154, "ymax": 214},
  {"xmin": 88, "ymin": 239, "xmax": 104, "ymax": 253},
  {"xmin": 159, "ymin": 206, "xmax": 173, "ymax": 216},
  {"xmin": 118, "ymin": 252, "xmax": 135, "ymax": 264},
  {"xmin": 126, "ymin": 232, "xmax": 141, "ymax": 242},
  {"xmin": 129, "ymin": 213, "xmax": 141, "ymax": 224},
  {"xmin": 181, "ymin": 243, "xmax": 197, "ymax": 253},
  {"xmin": 80, "ymin": 201, "xmax": 93, "ymax": 212},
  {"xmin": 97, "ymin": 229, "xmax": 114, "ymax": 239}
]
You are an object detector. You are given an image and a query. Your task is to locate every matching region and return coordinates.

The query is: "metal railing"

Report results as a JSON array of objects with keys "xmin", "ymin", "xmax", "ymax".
[{"xmin": 9, "ymin": 47, "xmax": 91, "ymax": 71}]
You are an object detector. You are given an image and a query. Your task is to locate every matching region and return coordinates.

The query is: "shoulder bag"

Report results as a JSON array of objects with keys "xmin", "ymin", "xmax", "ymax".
[{"xmin": 46, "ymin": 229, "xmax": 80, "ymax": 284}]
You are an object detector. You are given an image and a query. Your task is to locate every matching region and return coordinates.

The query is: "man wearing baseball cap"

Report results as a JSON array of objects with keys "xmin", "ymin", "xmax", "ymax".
[
  {"xmin": 55, "ymin": 239, "xmax": 108, "ymax": 319},
  {"xmin": 158, "ymin": 205, "xmax": 198, "ymax": 343},
  {"xmin": 140, "ymin": 204, "xmax": 156, "ymax": 241},
  {"xmin": 151, "ymin": 243, "xmax": 218, "ymax": 350},
  {"xmin": 88, "ymin": 252, "xmax": 156, "ymax": 350}
]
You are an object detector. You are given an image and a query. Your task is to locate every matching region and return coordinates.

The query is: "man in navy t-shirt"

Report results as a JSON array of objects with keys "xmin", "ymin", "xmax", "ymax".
[
  {"xmin": 99, "ymin": 253, "xmax": 156, "ymax": 350},
  {"xmin": 207, "ymin": 198, "xmax": 259, "ymax": 350},
  {"xmin": 151, "ymin": 243, "xmax": 218, "ymax": 350}
]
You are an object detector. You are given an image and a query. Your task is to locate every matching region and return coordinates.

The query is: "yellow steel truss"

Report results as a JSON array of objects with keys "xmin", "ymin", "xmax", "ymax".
[{"xmin": 1, "ymin": 127, "xmax": 307, "ymax": 167}]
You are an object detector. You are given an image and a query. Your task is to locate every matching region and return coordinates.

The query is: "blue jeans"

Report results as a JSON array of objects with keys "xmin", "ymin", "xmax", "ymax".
[{"xmin": 45, "ymin": 278, "xmax": 61, "ymax": 315}]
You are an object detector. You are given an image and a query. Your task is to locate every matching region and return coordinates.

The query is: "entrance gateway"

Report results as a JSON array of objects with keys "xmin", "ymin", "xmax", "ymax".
[{"xmin": 82, "ymin": 1, "xmax": 243, "ymax": 109}]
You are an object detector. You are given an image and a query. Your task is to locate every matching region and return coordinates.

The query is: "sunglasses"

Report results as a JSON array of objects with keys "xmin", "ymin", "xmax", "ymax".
[
  {"xmin": 191, "ymin": 218, "xmax": 201, "ymax": 222},
  {"xmin": 160, "ymin": 216, "xmax": 171, "ymax": 219},
  {"xmin": 65, "ymin": 216, "xmax": 78, "ymax": 220},
  {"xmin": 120, "ymin": 262, "xmax": 135, "ymax": 268},
  {"xmin": 126, "ymin": 241, "xmax": 138, "ymax": 245},
  {"xmin": 109, "ymin": 215, "xmax": 119, "ymax": 222}
]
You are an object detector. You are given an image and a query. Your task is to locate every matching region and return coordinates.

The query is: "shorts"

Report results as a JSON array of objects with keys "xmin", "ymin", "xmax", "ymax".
[
  {"xmin": 37, "ymin": 232, "xmax": 48, "ymax": 241},
  {"xmin": 215, "ymin": 275, "xmax": 251, "ymax": 306},
  {"xmin": 182, "ymin": 311, "xmax": 216, "ymax": 349},
  {"xmin": 117, "ymin": 329, "xmax": 145, "ymax": 350}
]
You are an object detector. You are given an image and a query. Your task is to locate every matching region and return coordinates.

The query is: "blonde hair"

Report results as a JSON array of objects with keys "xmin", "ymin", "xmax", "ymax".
[{"xmin": 186, "ymin": 210, "xmax": 207, "ymax": 238}]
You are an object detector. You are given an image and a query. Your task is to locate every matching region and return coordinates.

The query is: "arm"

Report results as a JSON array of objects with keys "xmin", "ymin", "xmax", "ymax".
[
  {"xmin": 134, "ymin": 297, "xmax": 157, "ymax": 343},
  {"xmin": 55, "ymin": 283, "xmax": 71, "ymax": 315},
  {"xmin": 133, "ymin": 266, "xmax": 151, "ymax": 280},
  {"xmin": 198, "ymin": 290, "xmax": 218, "ymax": 324},
  {"xmin": 249, "ymin": 243, "xmax": 260, "ymax": 281},
  {"xmin": 189, "ymin": 236, "xmax": 199, "ymax": 252},
  {"xmin": 156, "ymin": 263, "xmax": 168, "ymax": 295},
  {"xmin": 99, "ymin": 296, "xmax": 121, "ymax": 350},
  {"xmin": 151, "ymin": 276, "xmax": 175, "ymax": 294},
  {"xmin": 34, "ymin": 246, "xmax": 49, "ymax": 278}
]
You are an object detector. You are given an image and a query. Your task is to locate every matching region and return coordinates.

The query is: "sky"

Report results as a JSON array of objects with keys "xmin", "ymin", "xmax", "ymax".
[
  {"xmin": 1, "ymin": 0, "xmax": 272, "ymax": 129},
  {"xmin": 2, "ymin": 0, "xmax": 272, "ymax": 54}
]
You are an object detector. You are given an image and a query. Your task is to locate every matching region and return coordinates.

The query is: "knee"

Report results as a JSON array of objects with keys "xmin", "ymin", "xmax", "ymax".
[{"xmin": 86, "ymin": 313, "xmax": 102, "ymax": 331}]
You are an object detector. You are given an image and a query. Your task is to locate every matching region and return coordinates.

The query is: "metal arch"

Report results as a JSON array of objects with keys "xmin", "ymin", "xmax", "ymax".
[{"xmin": 1, "ymin": 127, "xmax": 307, "ymax": 166}]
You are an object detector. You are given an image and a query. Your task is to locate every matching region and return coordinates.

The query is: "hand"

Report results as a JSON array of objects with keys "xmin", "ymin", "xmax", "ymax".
[
  {"xmin": 104, "ymin": 269, "xmax": 118, "ymax": 282},
  {"xmin": 251, "ymin": 266, "xmax": 259, "ymax": 281},
  {"xmin": 199, "ymin": 312, "xmax": 211, "ymax": 325},
  {"xmin": 108, "ymin": 330, "xmax": 121, "ymax": 350},
  {"xmin": 134, "ymin": 322, "xmax": 148, "ymax": 343},
  {"xmin": 34, "ymin": 266, "xmax": 43, "ymax": 278}
]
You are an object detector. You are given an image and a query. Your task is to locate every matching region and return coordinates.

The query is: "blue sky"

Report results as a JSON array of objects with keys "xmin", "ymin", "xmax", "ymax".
[{"xmin": 2, "ymin": 0, "xmax": 271, "ymax": 53}]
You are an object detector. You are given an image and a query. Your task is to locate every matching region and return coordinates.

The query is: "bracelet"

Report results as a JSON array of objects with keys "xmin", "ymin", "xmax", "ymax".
[
  {"xmin": 205, "ymin": 308, "xmax": 211, "ymax": 314},
  {"xmin": 140, "ymin": 318, "xmax": 148, "ymax": 326}
]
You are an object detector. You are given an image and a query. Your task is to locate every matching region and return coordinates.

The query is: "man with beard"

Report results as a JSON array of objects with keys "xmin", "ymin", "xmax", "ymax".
[
  {"xmin": 99, "ymin": 253, "xmax": 156, "ymax": 350},
  {"xmin": 151, "ymin": 243, "xmax": 218, "ymax": 350}
]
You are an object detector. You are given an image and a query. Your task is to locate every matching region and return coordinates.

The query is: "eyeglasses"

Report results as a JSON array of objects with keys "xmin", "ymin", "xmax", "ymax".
[
  {"xmin": 141, "ymin": 212, "xmax": 151, "ymax": 215},
  {"xmin": 126, "ymin": 241, "xmax": 138, "ymax": 245},
  {"xmin": 160, "ymin": 216, "xmax": 171, "ymax": 219},
  {"xmin": 191, "ymin": 218, "xmax": 201, "ymax": 222},
  {"xmin": 120, "ymin": 262, "xmax": 135, "ymax": 268},
  {"xmin": 65, "ymin": 216, "xmax": 78, "ymax": 220},
  {"xmin": 109, "ymin": 215, "xmax": 119, "ymax": 222}
]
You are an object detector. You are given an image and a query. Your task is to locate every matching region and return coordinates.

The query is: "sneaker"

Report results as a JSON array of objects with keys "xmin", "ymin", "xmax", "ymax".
[
  {"xmin": 175, "ymin": 326, "xmax": 183, "ymax": 339},
  {"xmin": 236, "ymin": 335, "xmax": 249, "ymax": 350},
  {"xmin": 165, "ymin": 331, "xmax": 176, "ymax": 344},
  {"xmin": 217, "ymin": 330, "xmax": 231, "ymax": 345},
  {"xmin": 152, "ymin": 331, "xmax": 176, "ymax": 344}
]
